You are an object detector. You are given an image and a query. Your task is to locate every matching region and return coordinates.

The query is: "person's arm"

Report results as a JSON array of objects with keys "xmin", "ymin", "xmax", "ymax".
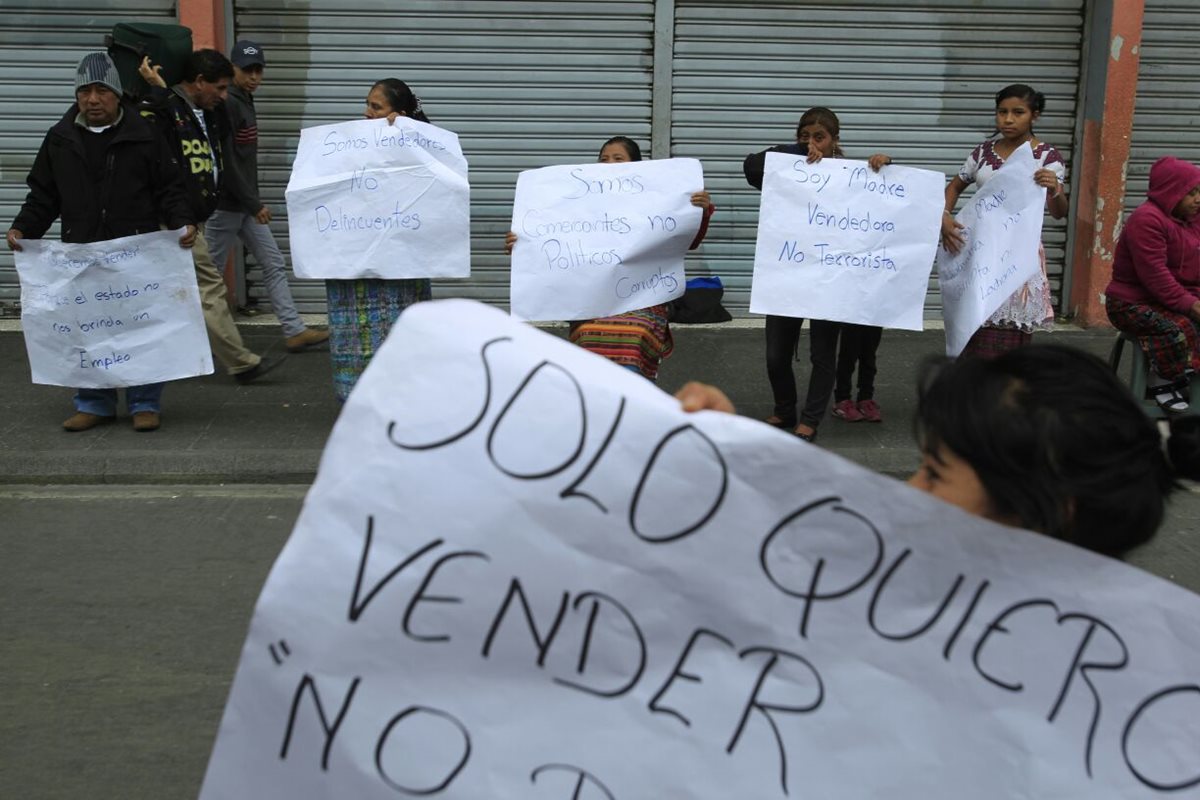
[
  {"xmin": 687, "ymin": 193, "xmax": 715, "ymax": 250},
  {"xmin": 149, "ymin": 122, "xmax": 197, "ymax": 248},
  {"xmin": 224, "ymin": 92, "xmax": 266, "ymax": 217},
  {"xmin": 11, "ymin": 137, "xmax": 61, "ymax": 243},
  {"xmin": 742, "ymin": 149, "xmax": 768, "ymax": 190},
  {"xmin": 1123, "ymin": 212, "xmax": 1200, "ymax": 314},
  {"xmin": 1035, "ymin": 164, "xmax": 1069, "ymax": 220},
  {"xmin": 940, "ymin": 176, "xmax": 969, "ymax": 254}
]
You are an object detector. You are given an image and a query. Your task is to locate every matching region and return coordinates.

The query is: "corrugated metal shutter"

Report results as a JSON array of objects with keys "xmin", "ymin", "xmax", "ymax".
[
  {"xmin": 671, "ymin": 0, "xmax": 1085, "ymax": 315},
  {"xmin": 234, "ymin": 0, "xmax": 655, "ymax": 313},
  {"xmin": 1125, "ymin": 0, "xmax": 1200, "ymax": 221},
  {"xmin": 0, "ymin": 0, "xmax": 177, "ymax": 314}
]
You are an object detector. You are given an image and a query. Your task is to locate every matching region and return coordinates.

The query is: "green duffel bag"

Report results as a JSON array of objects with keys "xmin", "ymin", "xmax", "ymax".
[{"xmin": 105, "ymin": 22, "xmax": 193, "ymax": 99}]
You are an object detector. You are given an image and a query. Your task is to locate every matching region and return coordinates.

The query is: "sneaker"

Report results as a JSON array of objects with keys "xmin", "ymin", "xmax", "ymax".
[
  {"xmin": 285, "ymin": 328, "xmax": 330, "ymax": 352},
  {"xmin": 234, "ymin": 353, "xmax": 288, "ymax": 385},
  {"xmin": 132, "ymin": 411, "xmax": 161, "ymax": 432},
  {"xmin": 831, "ymin": 399, "xmax": 864, "ymax": 422},
  {"xmin": 62, "ymin": 412, "xmax": 115, "ymax": 432},
  {"xmin": 857, "ymin": 399, "xmax": 883, "ymax": 423}
]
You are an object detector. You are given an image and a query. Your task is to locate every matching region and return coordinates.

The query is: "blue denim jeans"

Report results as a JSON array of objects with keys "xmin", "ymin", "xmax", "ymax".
[{"xmin": 74, "ymin": 383, "xmax": 164, "ymax": 415}]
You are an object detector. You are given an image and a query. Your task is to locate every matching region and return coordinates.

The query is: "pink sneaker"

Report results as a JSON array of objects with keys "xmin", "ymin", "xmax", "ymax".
[
  {"xmin": 857, "ymin": 399, "xmax": 883, "ymax": 423},
  {"xmin": 831, "ymin": 398, "xmax": 864, "ymax": 422}
]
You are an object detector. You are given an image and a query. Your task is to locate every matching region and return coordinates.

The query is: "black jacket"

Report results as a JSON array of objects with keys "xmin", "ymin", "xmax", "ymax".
[
  {"xmin": 742, "ymin": 142, "xmax": 808, "ymax": 190},
  {"xmin": 143, "ymin": 86, "xmax": 241, "ymax": 223},
  {"xmin": 217, "ymin": 83, "xmax": 263, "ymax": 214},
  {"xmin": 12, "ymin": 103, "xmax": 192, "ymax": 243}
]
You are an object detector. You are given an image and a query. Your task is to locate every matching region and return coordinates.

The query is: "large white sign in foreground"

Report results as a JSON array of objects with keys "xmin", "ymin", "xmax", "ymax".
[
  {"xmin": 750, "ymin": 153, "xmax": 944, "ymax": 330},
  {"xmin": 201, "ymin": 300, "xmax": 1200, "ymax": 799},
  {"xmin": 15, "ymin": 229, "xmax": 211, "ymax": 388},
  {"xmin": 509, "ymin": 158, "xmax": 703, "ymax": 321},
  {"xmin": 937, "ymin": 142, "xmax": 1047, "ymax": 356},
  {"xmin": 286, "ymin": 116, "xmax": 470, "ymax": 280}
]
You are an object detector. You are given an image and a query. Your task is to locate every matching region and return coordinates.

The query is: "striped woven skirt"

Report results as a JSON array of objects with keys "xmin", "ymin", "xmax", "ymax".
[
  {"xmin": 569, "ymin": 305, "xmax": 674, "ymax": 381},
  {"xmin": 960, "ymin": 326, "xmax": 1034, "ymax": 360},
  {"xmin": 1106, "ymin": 295, "xmax": 1200, "ymax": 381},
  {"xmin": 326, "ymin": 278, "xmax": 432, "ymax": 402}
]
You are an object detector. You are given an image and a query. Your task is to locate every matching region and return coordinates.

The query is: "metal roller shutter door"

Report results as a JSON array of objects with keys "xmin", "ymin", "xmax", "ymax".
[
  {"xmin": 0, "ymin": 0, "xmax": 178, "ymax": 315},
  {"xmin": 1125, "ymin": 1, "xmax": 1200, "ymax": 221},
  {"xmin": 233, "ymin": 0, "xmax": 655, "ymax": 313},
  {"xmin": 671, "ymin": 0, "xmax": 1085, "ymax": 316}
]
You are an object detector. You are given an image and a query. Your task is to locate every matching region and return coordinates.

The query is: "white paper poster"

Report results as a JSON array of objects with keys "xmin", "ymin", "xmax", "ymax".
[
  {"xmin": 201, "ymin": 299, "xmax": 1200, "ymax": 800},
  {"xmin": 509, "ymin": 158, "xmax": 703, "ymax": 321},
  {"xmin": 15, "ymin": 229, "xmax": 212, "ymax": 388},
  {"xmin": 749, "ymin": 153, "xmax": 944, "ymax": 330},
  {"xmin": 936, "ymin": 142, "xmax": 1047, "ymax": 356},
  {"xmin": 285, "ymin": 116, "xmax": 470, "ymax": 280}
]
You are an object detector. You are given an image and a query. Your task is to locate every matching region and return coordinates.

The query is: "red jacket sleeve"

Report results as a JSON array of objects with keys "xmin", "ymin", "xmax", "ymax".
[{"xmin": 688, "ymin": 203, "xmax": 715, "ymax": 250}]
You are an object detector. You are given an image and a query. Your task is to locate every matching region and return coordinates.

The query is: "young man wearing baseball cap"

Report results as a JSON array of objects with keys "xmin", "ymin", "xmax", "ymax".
[{"xmin": 203, "ymin": 40, "xmax": 328, "ymax": 353}]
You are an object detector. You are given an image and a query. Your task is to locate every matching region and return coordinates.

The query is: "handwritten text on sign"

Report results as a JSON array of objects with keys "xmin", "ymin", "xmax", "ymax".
[
  {"xmin": 201, "ymin": 300, "xmax": 1200, "ymax": 799},
  {"xmin": 285, "ymin": 116, "xmax": 470, "ymax": 280},
  {"xmin": 750, "ymin": 154, "xmax": 944, "ymax": 330},
  {"xmin": 509, "ymin": 158, "xmax": 703, "ymax": 321},
  {"xmin": 15, "ymin": 229, "xmax": 212, "ymax": 388},
  {"xmin": 936, "ymin": 142, "xmax": 1046, "ymax": 356}
]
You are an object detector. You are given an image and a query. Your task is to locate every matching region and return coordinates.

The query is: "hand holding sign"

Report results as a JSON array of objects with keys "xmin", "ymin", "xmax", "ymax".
[
  {"xmin": 750, "ymin": 153, "xmax": 944, "ymax": 330},
  {"xmin": 15, "ymin": 229, "xmax": 212, "ymax": 387},
  {"xmin": 936, "ymin": 142, "xmax": 1046, "ymax": 356},
  {"xmin": 285, "ymin": 116, "xmax": 470, "ymax": 280},
  {"xmin": 201, "ymin": 299, "xmax": 1200, "ymax": 800}
]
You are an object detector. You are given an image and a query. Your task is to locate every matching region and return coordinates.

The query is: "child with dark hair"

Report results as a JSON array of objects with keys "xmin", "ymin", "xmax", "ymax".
[
  {"xmin": 676, "ymin": 344, "xmax": 1200, "ymax": 558},
  {"xmin": 743, "ymin": 107, "xmax": 892, "ymax": 440},
  {"xmin": 940, "ymin": 84, "xmax": 1070, "ymax": 359},
  {"xmin": 909, "ymin": 344, "xmax": 1200, "ymax": 556},
  {"xmin": 506, "ymin": 136, "xmax": 715, "ymax": 381},
  {"xmin": 324, "ymin": 79, "xmax": 435, "ymax": 402},
  {"xmin": 1104, "ymin": 156, "xmax": 1200, "ymax": 413}
]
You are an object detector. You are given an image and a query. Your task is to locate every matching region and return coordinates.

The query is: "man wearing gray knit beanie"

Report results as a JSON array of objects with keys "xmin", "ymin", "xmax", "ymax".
[{"xmin": 7, "ymin": 52, "xmax": 196, "ymax": 432}]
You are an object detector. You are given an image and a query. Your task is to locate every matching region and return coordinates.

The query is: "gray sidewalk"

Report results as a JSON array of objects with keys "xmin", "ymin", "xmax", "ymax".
[{"xmin": 0, "ymin": 316, "xmax": 1123, "ymax": 484}]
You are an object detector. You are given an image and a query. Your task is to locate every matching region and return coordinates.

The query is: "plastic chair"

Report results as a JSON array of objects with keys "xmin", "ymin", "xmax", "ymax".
[{"xmin": 1108, "ymin": 332, "xmax": 1168, "ymax": 420}]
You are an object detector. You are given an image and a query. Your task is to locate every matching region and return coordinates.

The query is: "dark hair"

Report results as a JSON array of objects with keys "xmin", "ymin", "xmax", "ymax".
[
  {"xmin": 371, "ymin": 78, "xmax": 430, "ymax": 123},
  {"xmin": 914, "ymin": 344, "xmax": 1200, "ymax": 556},
  {"xmin": 185, "ymin": 49, "xmax": 234, "ymax": 84},
  {"xmin": 995, "ymin": 83, "xmax": 1046, "ymax": 114},
  {"xmin": 598, "ymin": 136, "xmax": 642, "ymax": 162},
  {"xmin": 795, "ymin": 106, "xmax": 846, "ymax": 157}
]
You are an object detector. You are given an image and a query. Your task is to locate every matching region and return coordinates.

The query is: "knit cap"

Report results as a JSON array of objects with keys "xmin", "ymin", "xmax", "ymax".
[{"xmin": 75, "ymin": 52, "xmax": 123, "ymax": 96}]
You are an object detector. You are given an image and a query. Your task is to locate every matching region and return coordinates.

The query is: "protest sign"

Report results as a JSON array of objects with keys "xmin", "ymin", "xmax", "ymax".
[
  {"xmin": 285, "ymin": 116, "xmax": 470, "ymax": 280},
  {"xmin": 16, "ymin": 229, "xmax": 211, "ymax": 388},
  {"xmin": 936, "ymin": 142, "xmax": 1047, "ymax": 356},
  {"xmin": 201, "ymin": 299, "xmax": 1200, "ymax": 799},
  {"xmin": 509, "ymin": 158, "xmax": 703, "ymax": 320},
  {"xmin": 749, "ymin": 153, "xmax": 944, "ymax": 330}
]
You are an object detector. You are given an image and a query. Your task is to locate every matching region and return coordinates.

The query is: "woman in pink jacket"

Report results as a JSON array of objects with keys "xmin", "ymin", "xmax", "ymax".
[{"xmin": 1105, "ymin": 156, "xmax": 1200, "ymax": 413}]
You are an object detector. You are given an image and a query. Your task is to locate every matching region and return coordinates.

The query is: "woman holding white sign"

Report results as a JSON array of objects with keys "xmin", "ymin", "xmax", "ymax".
[
  {"xmin": 743, "ymin": 107, "xmax": 892, "ymax": 441},
  {"xmin": 940, "ymin": 84, "xmax": 1069, "ymax": 359},
  {"xmin": 325, "ymin": 79, "xmax": 434, "ymax": 403},
  {"xmin": 505, "ymin": 136, "xmax": 715, "ymax": 381}
]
